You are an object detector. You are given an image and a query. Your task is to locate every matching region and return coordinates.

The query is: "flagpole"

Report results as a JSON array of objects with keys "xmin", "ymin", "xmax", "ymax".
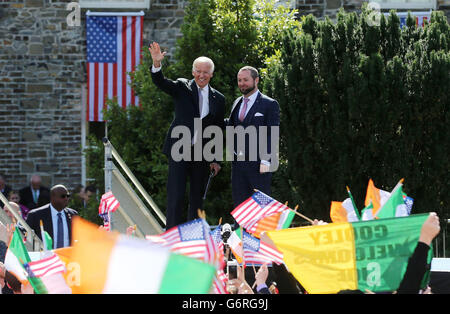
[
  {"xmin": 251, "ymin": 265, "xmax": 258, "ymax": 289},
  {"xmin": 240, "ymin": 226, "xmax": 244, "ymax": 277},
  {"xmin": 346, "ymin": 186, "xmax": 361, "ymax": 220},
  {"xmin": 40, "ymin": 220, "xmax": 47, "ymax": 252},
  {"xmin": 289, "ymin": 206, "xmax": 314, "ymax": 224}
]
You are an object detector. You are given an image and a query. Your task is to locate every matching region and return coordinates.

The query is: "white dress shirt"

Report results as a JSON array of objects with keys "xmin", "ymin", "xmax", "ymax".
[
  {"xmin": 50, "ymin": 204, "xmax": 69, "ymax": 249},
  {"xmin": 197, "ymin": 84, "xmax": 210, "ymax": 119}
]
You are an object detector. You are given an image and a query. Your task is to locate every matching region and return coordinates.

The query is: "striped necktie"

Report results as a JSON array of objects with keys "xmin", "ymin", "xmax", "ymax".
[{"xmin": 198, "ymin": 88, "xmax": 203, "ymax": 118}]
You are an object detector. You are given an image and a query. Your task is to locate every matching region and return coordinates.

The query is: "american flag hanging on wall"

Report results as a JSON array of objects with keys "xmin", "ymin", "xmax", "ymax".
[{"xmin": 86, "ymin": 12, "xmax": 144, "ymax": 121}]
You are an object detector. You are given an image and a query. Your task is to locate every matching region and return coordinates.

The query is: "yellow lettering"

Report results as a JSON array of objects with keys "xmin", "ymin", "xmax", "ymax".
[
  {"xmin": 323, "ymin": 231, "xmax": 333, "ymax": 244},
  {"xmin": 309, "ymin": 232, "xmax": 321, "ymax": 245}
]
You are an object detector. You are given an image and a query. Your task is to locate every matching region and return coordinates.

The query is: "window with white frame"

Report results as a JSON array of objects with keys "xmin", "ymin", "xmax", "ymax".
[
  {"xmin": 366, "ymin": 0, "xmax": 436, "ymax": 10},
  {"xmin": 79, "ymin": 0, "xmax": 150, "ymax": 9}
]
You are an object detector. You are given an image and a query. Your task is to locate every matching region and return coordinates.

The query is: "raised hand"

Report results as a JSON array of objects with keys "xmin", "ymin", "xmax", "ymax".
[
  {"xmin": 419, "ymin": 212, "xmax": 440, "ymax": 245},
  {"xmin": 148, "ymin": 42, "xmax": 166, "ymax": 67},
  {"xmin": 0, "ymin": 222, "xmax": 13, "ymax": 244}
]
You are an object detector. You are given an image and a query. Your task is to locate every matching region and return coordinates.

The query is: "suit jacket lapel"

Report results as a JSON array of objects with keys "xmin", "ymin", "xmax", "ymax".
[
  {"xmin": 44, "ymin": 206, "xmax": 54, "ymax": 240},
  {"xmin": 229, "ymin": 96, "xmax": 243, "ymax": 120},
  {"xmin": 27, "ymin": 187, "xmax": 35, "ymax": 206},
  {"xmin": 209, "ymin": 87, "xmax": 221, "ymax": 117},
  {"xmin": 244, "ymin": 92, "xmax": 261, "ymax": 123},
  {"xmin": 64, "ymin": 209, "xmax": 73, "ymax": 243},
  {"xmin": 189, "ymin": 80, "xmax": 200, "ymax": 117}
]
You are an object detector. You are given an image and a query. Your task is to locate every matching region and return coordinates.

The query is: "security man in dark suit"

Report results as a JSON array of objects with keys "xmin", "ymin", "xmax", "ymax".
[
  {"xmin": 227, "ymin": 66, "xmax": 280, "ymax": 209},
  {"xmin": 19, "ymin": 175, "xmax": 50, "ymax": 211},
  {"xmin": 26, "ymin": 184, "xmax": 78, "ymax": 249},
  {"xmin": 149, "ymin": 42, "xmax": 225, "ymax": 229}
]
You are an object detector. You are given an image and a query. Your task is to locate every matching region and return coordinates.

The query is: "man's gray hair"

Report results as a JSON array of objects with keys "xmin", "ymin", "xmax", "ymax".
[{"xmin": 192, "ymin": 56, "xmax": 215, "ymax": 74}]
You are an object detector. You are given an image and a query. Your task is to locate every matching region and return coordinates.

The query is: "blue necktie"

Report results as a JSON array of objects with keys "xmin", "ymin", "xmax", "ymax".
[
  {"xmin": 32, "ymin": 189, "xmax": 38, "ymax": 204},
  {"xmin": 57, "ymin": 212, "xmax": 64, "ymax": 248}
]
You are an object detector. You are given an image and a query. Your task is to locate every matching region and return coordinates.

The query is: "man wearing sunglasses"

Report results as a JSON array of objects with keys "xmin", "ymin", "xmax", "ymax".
[{"xmin": 26, "ymin": 185, "xmax": 78, "ymax": 249}]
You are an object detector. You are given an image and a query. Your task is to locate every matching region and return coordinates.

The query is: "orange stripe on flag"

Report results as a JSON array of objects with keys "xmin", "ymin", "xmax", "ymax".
[
  {"xmin": 68, "ymin": 217, "xmax": 119, "ymax": 294},
  {"xmin": 330, "ymin": 201, "xmax": 347, "ymax": 223},
  {"xmin": 253, "ymin": 213, "xmax": 282, "ymax": 237},
  {"xmin": 365, "ymin": 179, "xmax": 381, "ymax": 213}
]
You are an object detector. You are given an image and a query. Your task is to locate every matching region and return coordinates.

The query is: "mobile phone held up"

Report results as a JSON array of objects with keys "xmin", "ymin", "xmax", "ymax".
[{"xmin": 227, "ymin": 259, "xmax": 238, "ymax": 280}]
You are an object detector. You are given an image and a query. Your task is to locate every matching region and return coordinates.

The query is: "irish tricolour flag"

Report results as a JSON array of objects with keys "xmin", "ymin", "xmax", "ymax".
[
  {"xmin": 268, "ymin": 214, "xmax": 432, "ymax": 294},
  {"xmin": 4, "ymin": 228, "xmax": 48, "ymax": 294},
  {"xmin": 68, "ymin": 217, "xmax": 216, "ymax": 294}
]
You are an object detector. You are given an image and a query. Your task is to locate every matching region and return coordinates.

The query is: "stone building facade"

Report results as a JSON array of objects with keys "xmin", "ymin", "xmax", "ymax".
[{"xmin": 0, "ymin": 0, "xmax": 449, "ymax": 192}]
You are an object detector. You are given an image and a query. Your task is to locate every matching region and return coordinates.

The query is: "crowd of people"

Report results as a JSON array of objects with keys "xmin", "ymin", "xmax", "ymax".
[
  {"xmin": 0, "ymin": 174, "xmax": 99, "ymax": 294},
  {"xmin": 0, "ymin": 45, "xmax": 447, "ymax": 294},
  {"xmin": 0, "ymin": 172, "xmax": 447, "ymax": 294}
]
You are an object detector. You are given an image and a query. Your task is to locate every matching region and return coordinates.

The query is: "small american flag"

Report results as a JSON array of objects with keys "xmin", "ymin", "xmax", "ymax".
[
  {"xmin": 99, "ymin": 191, "xmax": 120, "ymax": 231},
  {"xmin": 231, "ymin": 191, "xmax": 289, "ymax": 233},
  {"xmin": 403, "ymin": 195, "xmax": 414, "ymax": 215},
  {"xmin": 86, "ymin": 14, "xmax": 143, "ymax": 121},
  {"xmin": 99, "ymin": 191, "xmax": 120, "ymax": 215},
  {"xmin": 210, "ymin": 225, "xmax": 224, "ymax": 267},
  {"xmin": 24, "ymin": 253, "xmax": 66, "ymax": 278},
  {"xmin": 213, "ymin": 269, "xmax": 228, "ymax": 294},
  {"xmin": 243, "ymin": 230, "xmax": 283, "ymax": 266},
  {"xmin": 146, "ymin": 219, "xmax": 215, "ymax": 263}
]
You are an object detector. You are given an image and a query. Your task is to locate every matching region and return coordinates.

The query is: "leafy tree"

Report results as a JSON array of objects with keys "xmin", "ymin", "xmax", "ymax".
[{"xmin": 264, "ymin": 7, "xmax": 450, "ymax": 226}]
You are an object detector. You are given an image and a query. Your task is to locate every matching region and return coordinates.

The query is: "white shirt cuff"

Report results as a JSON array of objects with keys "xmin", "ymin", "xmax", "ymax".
[
  {"xmin": 260, "ymin": 160, "xmax": 270, "ymax": 166},
  {"xmin": 151, "ymin": 65, "xmax": 161, "ymax": 73}
]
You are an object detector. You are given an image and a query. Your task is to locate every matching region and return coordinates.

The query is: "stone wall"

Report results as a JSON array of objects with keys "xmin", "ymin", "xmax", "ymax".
[
  {"xmin": 145, "ymin": 0, "xmax": 187, "ymax": 56},
  {"xmin": 0, "ymin": 0, "xmax": 85, "ymax": 190},
  {"xmin": 0, "ymin": 0, "xmax": 187, "ymax": 191}
]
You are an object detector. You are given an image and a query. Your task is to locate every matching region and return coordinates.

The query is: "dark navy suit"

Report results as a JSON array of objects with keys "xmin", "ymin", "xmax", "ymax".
[
  {"xmin": 26, "ymin": 204, "xmax": 78, "ymax": 246},
  {"xmin": 151, "ymin": 68, "xmax": 225, "ymax": 229},
  {"xmin": 228, "ymin": 91, "xmax": 280, "ymax": 209}
]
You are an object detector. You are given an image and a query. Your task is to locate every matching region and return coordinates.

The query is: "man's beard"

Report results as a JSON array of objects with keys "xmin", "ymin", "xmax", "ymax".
[{"xmin": 240, "ymin": 84, "xmax": 255, "ymax": 95}]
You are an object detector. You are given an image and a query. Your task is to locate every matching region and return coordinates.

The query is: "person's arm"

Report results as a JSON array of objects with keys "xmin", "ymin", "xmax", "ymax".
[
  {"xmin": 397, "ymin": 212, "xmax": 440, "ymax": 294},
  {"xmin": 255, "ymin": 263, "xmax": 270, "ymax": 294},
  {"xmin": 148, "ymin": 42, "xmax": 179, "ymax": 96},
  {"xmin": 236, "ymin": 264, "xmax": 254, "ymax": 294}
]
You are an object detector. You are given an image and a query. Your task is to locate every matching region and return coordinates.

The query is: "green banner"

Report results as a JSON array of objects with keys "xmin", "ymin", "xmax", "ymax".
[{"xmin": 353, "ymin": 214, "xmax": 433, "ymax": 292}]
